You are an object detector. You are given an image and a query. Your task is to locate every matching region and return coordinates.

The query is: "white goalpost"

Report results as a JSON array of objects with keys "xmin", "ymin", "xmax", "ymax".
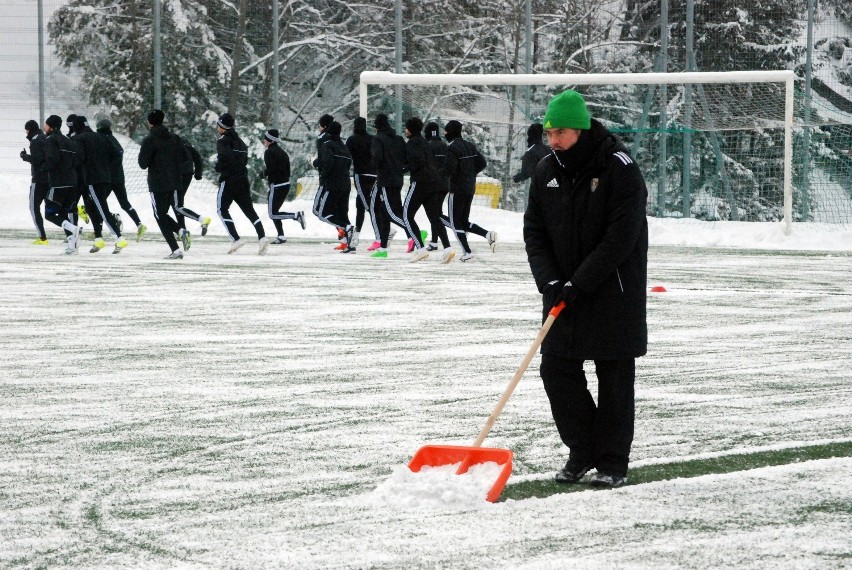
[{"xmin": 360, "ymin": 70, "xmax": 796, "ymax": 234}]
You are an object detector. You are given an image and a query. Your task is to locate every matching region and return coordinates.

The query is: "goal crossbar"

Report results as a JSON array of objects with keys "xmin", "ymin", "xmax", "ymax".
[{"xmin": 359, "ymin": 71, "xmax": 796, "ymax": 233}]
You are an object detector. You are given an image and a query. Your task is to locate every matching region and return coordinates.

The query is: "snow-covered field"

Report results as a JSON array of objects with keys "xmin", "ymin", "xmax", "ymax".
[{"xmin": 1, "ymin": 181, "xmax": 850, "ymax": 567}]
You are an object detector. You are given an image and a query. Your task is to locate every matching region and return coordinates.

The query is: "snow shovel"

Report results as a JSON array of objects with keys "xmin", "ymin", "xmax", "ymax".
[{"xmin": 408, "ymin": 301, "xmax": 566, "ymax": 502}]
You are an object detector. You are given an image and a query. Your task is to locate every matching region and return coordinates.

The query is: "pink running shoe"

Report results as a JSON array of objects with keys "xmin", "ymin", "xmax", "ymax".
[
  {"xmin": 366, "ymin": 240, "xmax": 381, "ymax": 252},
  {"xmin": 406, "ymin": 238, "xmax": 415, "ymax": 253}
]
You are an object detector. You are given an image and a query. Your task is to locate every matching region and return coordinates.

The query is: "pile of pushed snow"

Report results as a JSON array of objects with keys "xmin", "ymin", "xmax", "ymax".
[{"xmin": 364, "ymin": 462, "xmax": 505, "ymax": 509}]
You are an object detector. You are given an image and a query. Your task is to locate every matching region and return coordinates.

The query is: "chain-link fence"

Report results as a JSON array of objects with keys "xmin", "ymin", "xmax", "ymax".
[{"xmin": 2, "ymin": 0, "xmax": 851, "ymax": 225}]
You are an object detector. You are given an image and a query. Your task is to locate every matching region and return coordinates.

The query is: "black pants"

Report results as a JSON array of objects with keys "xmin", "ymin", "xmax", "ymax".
[
  {"xmin": 110, "ymin": 181, "xmax": 142, "ymax": 226},
  {"xmin": 403, "ymin": 181, "xmax": 450, "ymax": 249},
  {"xmin": 353, "ymin": 173, "xmax": 377, "ymax": 236},
  {"xmin": 87, "ymin": 183, "xmax": 122, "ymax": 238},
  {"xmin": 267, "ymin": 182, "xmax": 298, "ymax": 236},
  {"xmin": 314, "ymin": 185, "xmax": 351, "ymax": 230},
  {"xmin": 173, "ymin": 173, "xmax": 203, "ymax": 230},
  {"xmin": 377, "ymin": 185, "xmax": 412, "ymax": 248},
  {"xmin": 150, "ymin": 191, "xmax": 182, "ymax": 252},
  {"xmin": 217, "ymin": 175, "xmax": 265, "ymax": 241},
  {"xmin": 441, "ymin": 192, "xmax": 488, "ymax": 254},
  {"xmin": 29, "ymin": 182, "xmax": 50, "ymax": 240},
  {"xmin": 47, "ymin": 185, "xmax": 79, "ymax": 236},
  {"xmin": 540, "ymin": 355, "xmax": 635, "ymax": 477}
]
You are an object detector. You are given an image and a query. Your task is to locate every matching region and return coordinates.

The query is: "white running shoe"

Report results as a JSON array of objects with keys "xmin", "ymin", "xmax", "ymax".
[
  {"xmin": 228, "ymin": 238, "xmax": 246, "ymax": 254},
  {"xmin": 388, "ymin": 227, "xmax": 397, "ymax": 239},
  {"xmin": 441, "ymin": 247, "xmax": 456, "ymax": 264},
  {"xmin": 409, "ymin": 248, "xmax": 430, "ymax": 263},
  {"xmin": 486, "ymin": 230, "xmax": 498, "ymax": 252},
  {"xmin": 258, "ymin": 237, "xmax": 270, "ymax": 255},
  {"xmin": 460, "ymin": 252, "xmax": 475, "ymax": 262},
  {"xmin": 165, "ymin": 250, "xmax": 183, "ymax": 260}
]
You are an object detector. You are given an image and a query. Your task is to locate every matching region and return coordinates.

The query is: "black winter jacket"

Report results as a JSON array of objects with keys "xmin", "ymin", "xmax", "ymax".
[
  {"xmin": 513, "ymin": 141, "xmax": 550, "ymax": 183},
  {"xmin": 346, "ymin": 131, "xmax": 375, "ymax": 175},
  {"xmin": 98, "ymin": 129, "xmax": 125, "ymax": 185},
  {"xmin": 371, "ymin": 126, "xmax": 407, "ymax": 188},
  {"xmin": 77, "ymin": 128, "xmax": 117, "ymax": 185},
  {"xmin": 405, "ymin": 133, "xmax": 442, "ymax": 186},
  {"xmin": 42, "ymin": 130, "xmax": 78, "ymax": 189},
  {"xmin": 444, "ymin": 136, "xmax": 485, "ymax": 195},
  {"xmin": 263, "ymin": 143, "xmax": 291, "ymax": 185},
  {"xmin": 22, "ymin": 130, "xmax": 50, "ymax": 185},
  {"xmin": 180, "ymin": 137, "xmax": 204, "ymax": 179},
  {"xmin": 317, "ymin": 136, "xmax": 352, "ymax": 192},
  {"xmin": 523, "ymin": 119, "xmax": 648, "ymax": 359},
  {"xmin": 138, "ymin": 124, "xmax": 184, "ymax": 193},
  {"xmin": 427, "ymin": 137, "xmax": 450, "ymax": 193},
  {"xmin": 216, "ymin": 130, "xmax": 249, "ymax": 182}
]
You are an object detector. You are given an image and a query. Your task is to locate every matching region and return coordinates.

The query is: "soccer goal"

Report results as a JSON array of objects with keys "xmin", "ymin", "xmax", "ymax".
[{"xmin": 360, "ymin": 70, "xmax": 797, "ymax": 233}]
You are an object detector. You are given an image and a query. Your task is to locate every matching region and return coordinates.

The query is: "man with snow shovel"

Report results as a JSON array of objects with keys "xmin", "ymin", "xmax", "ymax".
[{"xmin": 523, "ymin": 89, "xmax": 648, "ymax": 489}]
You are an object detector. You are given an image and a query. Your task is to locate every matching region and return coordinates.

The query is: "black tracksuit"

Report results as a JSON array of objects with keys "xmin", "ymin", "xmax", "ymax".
[
  {"xmin": 346, "ymin": 120, "xmax": 377, "ymax": 236},
  {"xmin": 523, "ymin": 119, "xmax": 648, "ymax": 478},
  {"xmin": 42, "ymin": 129, "xmax": 79, "ymax": 235},
  {"xmin": 216, "ymin": 129, "xmax": 265, "ymax": 242},
  {"xmin": 441, "ymin": 134, "xmax": 488, "ymax": 254},
  {"xmin": 314, "ymin": 135, "xmax": 352, "ymax": 230},
  {"xmin": 514, "ymin": 138, "xmax": 550, "ymax": 206},
  {"xmin": 77, "ymin": 127, "xmax": 122, "ymax": 239},
  {"xmin": 405, "ymin": 133, "xmax": 450, "ymax": 249},
  {"xmin": 174, "ymin": 136, "xmax": 205, "ymax": 229},
  {"xmin": 98, "ymin": 127, "xmax": 143, "ymax": 228},
  {"xmin": 371, "ymin": 125, "xmax": 409, "ymax": 248},
  {"xmin": 263, "ymin": 142, "xmax": 298, "ymax": 236},
  {"xmin": 21, "ymin": 130, "xmax": 51, "ymax": 239},
  {"xmin": 139, "ymin": 124, "xmax": 185, "ymax": 251}
]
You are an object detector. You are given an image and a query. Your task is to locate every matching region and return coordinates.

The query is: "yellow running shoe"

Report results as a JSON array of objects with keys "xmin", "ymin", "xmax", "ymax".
[
  {"xmin": 90, "ymin": 237, "xmax": 106, "ymax": 253},
  {"xmin": 136, "ymin": 223, "xmax": 147, "ymax": 242},
  {"xmin": 77, "ymin": 204, "xmax": 90, "ymax": 224},
  {"xmin": 113, "ymin": 238, "xmax": 128, "ymax": 254},
  {"xmin": 32, "ymin": 238, "xmax": 49, "ymax": 245}
]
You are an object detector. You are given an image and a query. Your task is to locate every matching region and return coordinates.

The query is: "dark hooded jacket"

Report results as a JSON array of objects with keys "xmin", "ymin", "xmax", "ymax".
[
  {"xmin": 263, "ymin": 142, "xmax": 291, "ymax": 186},
  {"xmin": 180, "ymin": 137, "xmax": 204, "ymax": 179},
  {"xmin": 405, "ymin": 132, "xmax": 442, "ymax": 187},
  {"xmin": 138, "ymin": 124, "xmax": 184, "ymax": 193},
  {"xmin": 346, "ymin": 118, "xmax": 375, "ymax": 175},
  {"xmin": 317, "ymin": 131, "xmax": 352, "ymax": 192},
  {"xmin": 76, "ymin": 122, "xmax": 117, "ymax": 185},
  {"xmin": 97, "ymin": 125, "xmax": 126, "ymax": 185},
  {"xmin": 42, "ymin": 129, "xmax": 78, "ymax": 189},
  {"xmin": 523, "ymin": 119, "xmax": 648, "ymax": 359},
  {"xmin": 216, "ymin": 129, "xmax": 249, "ymax": 182},
  {"xmin": 425, "ymin": 122, "xmax": 449, "ymax": 193},
  {"xmin": 371, "ymin": 116, "xmax": 406, "ymax": 188},
  {"xmin": 443, "ymin": 130, "xmax": 485, "ymax": 195},
  {"xmin": 22, "ymin": 129, "xmax": 50, "ymax": 185},
  {"xmin": 513, "ymin": 124, "xmax": 550, "ymax": 184}
]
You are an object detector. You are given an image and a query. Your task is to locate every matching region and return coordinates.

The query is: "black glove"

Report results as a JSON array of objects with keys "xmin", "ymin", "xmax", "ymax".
[
  {"xmin": 542, "ymin": 279, "xmax": 563, "ymax": 310},
  {"xmin": 214, "ymin": 162, "xmax": 221, "ymax": 172},
  {"xmin": 559, "ymin": 281, "xmax": 579, "ymax": 311},
  {"xmin": 194, "ymin": 170, "xmax": 202, "ymax": 181},
  {"xmin": 20, "ymin": 149, "xmax": 29, "ymax": 161}
]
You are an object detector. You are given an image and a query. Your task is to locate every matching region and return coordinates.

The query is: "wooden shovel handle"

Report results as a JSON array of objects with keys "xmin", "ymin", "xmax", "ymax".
[{"xmin": 470, "ymin": 301, "xmax": 566, "ymax": 448}]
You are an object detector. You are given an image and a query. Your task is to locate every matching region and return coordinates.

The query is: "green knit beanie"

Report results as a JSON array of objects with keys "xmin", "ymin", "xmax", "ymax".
[{"xmin": 543, "ymin": 89, "xmax": 591, "ymax": 130}]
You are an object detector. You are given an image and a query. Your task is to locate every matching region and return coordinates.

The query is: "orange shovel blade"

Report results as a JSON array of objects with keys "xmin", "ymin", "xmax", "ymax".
[{"xmin": 408, "ymin": 444, "xmax": 513, "ymax": 503}]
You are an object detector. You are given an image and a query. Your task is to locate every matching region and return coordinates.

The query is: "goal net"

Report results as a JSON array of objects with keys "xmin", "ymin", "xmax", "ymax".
[{"xmin": 360, "ymin": 71, "xmax": 805, "ymax": 232}]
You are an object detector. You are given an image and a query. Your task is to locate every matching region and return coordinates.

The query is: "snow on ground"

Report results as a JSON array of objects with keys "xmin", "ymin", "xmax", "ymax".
[{"xmin": 0, "ymin": 174, "xmax": 850, "ymax": 568}]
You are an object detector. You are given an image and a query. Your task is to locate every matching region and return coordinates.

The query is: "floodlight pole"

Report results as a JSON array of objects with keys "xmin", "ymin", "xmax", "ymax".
[
  {"xmin": 394, "ymin": 0, "xmax": 403, "ymax": 131},
  {"xmin": 153, "ymin": 0, "xmax": 162, "ymax": 109},
  {"xmin": 272, "ymin": 0, "xmax": 280, "ymax": 127},
  {"xmin": 37, "ymin": 0, "xmax": 45, "ymax": 122}
]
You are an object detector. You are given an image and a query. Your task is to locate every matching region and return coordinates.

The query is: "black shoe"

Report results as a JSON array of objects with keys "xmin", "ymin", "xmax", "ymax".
[
  {"xmin": 271, "ymin": 237, "xmax": 287, "ymax": 244},
  {"xmin": 589, "ymin": 472, "xmax": 627, "ymax": 488},
  {"xmin": 554, "ymin": 459, "xmax": 593, "ymax": 484},
  {"xmin": 426, "ymin": 243, "xmax": 439, "ymax": 251},
  {"xmin": 340, "ymin": 245, "xmax": 356, "ymax": 253}
]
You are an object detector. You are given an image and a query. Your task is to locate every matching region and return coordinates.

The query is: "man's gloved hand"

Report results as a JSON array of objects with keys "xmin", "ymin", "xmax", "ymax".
[
  {"xmin": 559, "ymin": 281, "xmax": 579, "ymax": 311},
  {"xmin": 543, "ymin": 279, "xmax": 563, "ymax": 310},
  {"xmin": 20, "ymin": 149, "xmax": 29, "ymax": 161}
]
